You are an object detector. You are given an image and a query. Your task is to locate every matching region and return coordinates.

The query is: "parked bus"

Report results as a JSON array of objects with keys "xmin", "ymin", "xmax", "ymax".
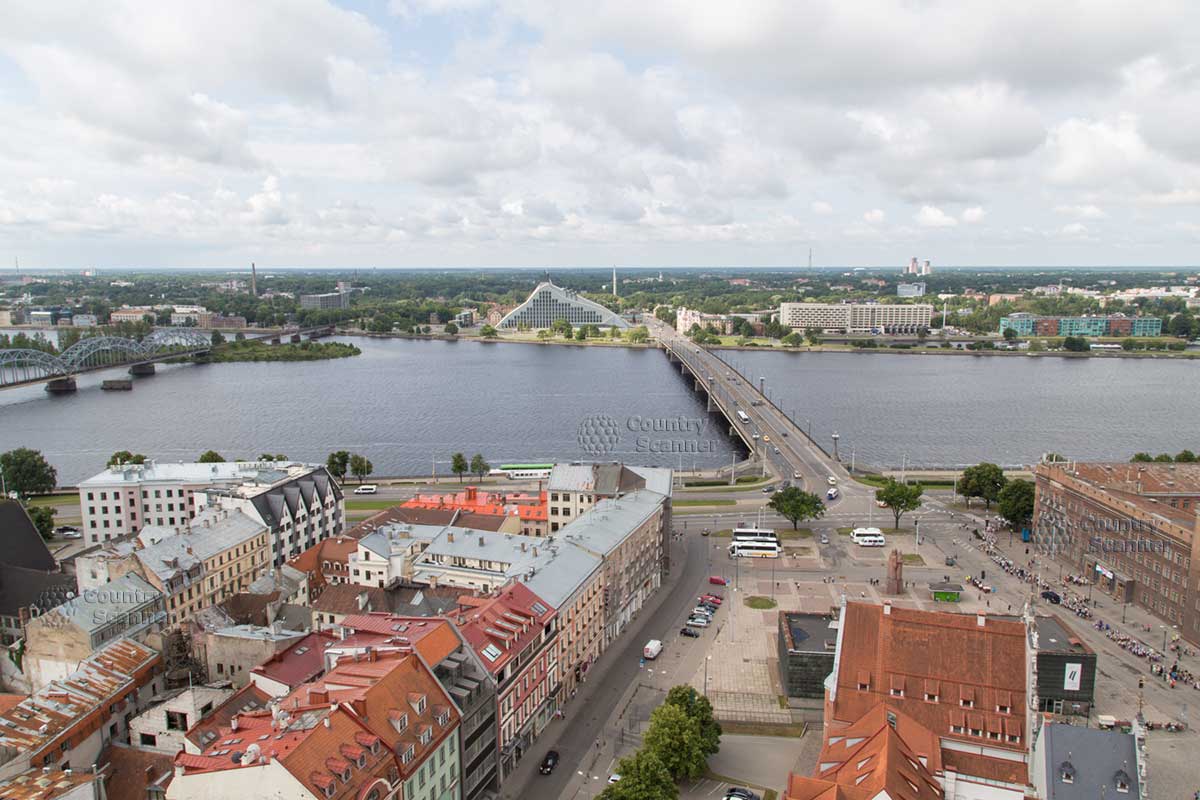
[
  {"xmin": 850, "ymin": 527, "xmax": 886, "ymax": 547},
  {"xmin": 490, "ymin": 463, "xmax": 554, "ymax": 479},
  {"xmin": 735, "ymin": 409, "xmax": 751, "ymax": 424},
  {"xmin": 728, "ymin": 540, "xmax": 781, "ymax": 558},
  {"xmin": 732, "ymin": 527, "xmax": 777, "ymax": 543}
]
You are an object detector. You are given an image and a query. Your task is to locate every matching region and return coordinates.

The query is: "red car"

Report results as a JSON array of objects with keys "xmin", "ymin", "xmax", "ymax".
[
  {"xmin": 700, "ymin": 594, "xmax": 723, "ymax": 605},
  {"xmin": 708, "ymin": 576, "xmax": 728, "ymax": 586}
]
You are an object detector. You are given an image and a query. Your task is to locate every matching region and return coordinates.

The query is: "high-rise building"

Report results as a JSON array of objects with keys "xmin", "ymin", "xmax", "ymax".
[{"xmin": 780, "ymin": 302, "xmax": 933, "ymax": 333}]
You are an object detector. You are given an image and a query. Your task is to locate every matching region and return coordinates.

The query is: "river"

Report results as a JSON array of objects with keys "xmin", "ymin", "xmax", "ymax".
[{"xmin": 0, "ymin": 337, "xmax": 1195, "ymax": 484}]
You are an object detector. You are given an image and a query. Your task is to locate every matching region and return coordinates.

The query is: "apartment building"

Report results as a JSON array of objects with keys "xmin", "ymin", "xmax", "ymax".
[
  {"xmin": 0, "ymin": 639, "xmax": 162, "ymax": 781},
  {"xmin": 454, "ymin": 583, "xmax": 557, "ymax": 780},
  {"xmin": 674, "ymin": 306, "xmax": 735, "ymax": 335},
  {"xmin": 128, "ymin": 685, "xmax": 234, "ymax": 754},
  {"xmin": 75, "ymin": 507, "xmax": 271, "ymax": 628},
  {"xmin": 299, "ymin": 290, "xmax": 350, "ymax": 309},
  {"xmin": 545, "ymin": 463, "xmax": 672, "ymax": 533},
  {"xmin": 779, "ymin": 301, "xmax": 933, "ymax": 333},
  {"xmin": 0, "ymin": 501, "xmax": 76, "ymax": 647},
  {"xmin": 78, "ymin": 461, "xmax": 344, "ymax": 561},
  {"xmin": 349, "ymin": 523, "xmax": 448, "ymax": 589},
  {"xmin": 400, "ymin": 486, "xmax": 547, "ymax": 536},
  {"xmin": 999, "ymin": 312, "xmax": 1162, "ymax": 337},
  {"xmin": 1033, "ymin": 460, "xmax": 1200, "ymax": 644},
  {"xmin": 109, "ymin": 307, "xmax": 156, "ymax": 324}
]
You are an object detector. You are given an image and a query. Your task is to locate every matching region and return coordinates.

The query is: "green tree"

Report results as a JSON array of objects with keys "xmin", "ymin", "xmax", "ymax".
[
  {"xmin": 957, "ymin": 462, "xmax": 1007, "ymax": 509},
  {"xmin": 767, "ymin": 487, "xmax": 826, "ymax": 530},
  {"xmin": 663, "ymin": 685, "xmax": 722, "ymax": 757},
  {"xmin": 598, "ymin": 749, "xmax": 677, "ymax": 800},
  {"xmin": 1062, "ymin": 336, "xmax": 1090, "ymax": 352},
  {"xmin": 0, "ymin": 448, "xmax": 58, "ymax": 498},
  {"xmin": 1175, "ymin": 450, "xmax": 1198, "ymax": 463},
  {"xmin": 1153, "ymin": 453, "xmax": 1174, "ymax": 462},
  {"xmin": 197, "ymin": 450, "xmax": 225, "ymax": 463},
  {"xmin": 451, "ymin": 452, "xmax": 469, "ymax": 482},
  {"xmin": 27, "ymin": 505, "xmax": 54, "ymax": 540},
  {"xmin": 780, "ymin": 332, "xmax": 804, "ymax": 347},
  {"xmin": 1130, "ymin": 452, "xmax": 1154, "ymax": 463},
  {"xmin": 627, "ymin": 326, "xmax": 650, "ymax": 343},
  {"xmin": 326, "ymin": 450, "xmax": 350, "ymax": 480},
  {"xmin": 803, "ymin": 327, "xmax": 822, "ymax": 345},
  {"xmin": 536, "ymin": 329, "xmax": 552, "ymax": 341},
  {"xmin": 480, "ymin": 324, "xmax": 498, "ymax": 339},
  {"xmin": 211, "ymin": 331, "xmax": 226, "ymax": 347},
  {"xmin": 574, "ymin": 326, "xmax": 588, "ymax": 341},
  {"xmin": 875, "ymin": 479, "xmax": 924, "ymax": 528},
  {"xmin": 107, "ymin": 450, "xmax": 146, "ymax": 466},
  {"xmin": 997, "ymin": 479, "xmax": 1035, "ymax": 529},
  {"xmin": 470, "ymin": 454, "xmax": 490, "ymax": 480},
  {"xmin": 349, "ymin": 454, "xmax": 373, "ymax": 483},
  {"xmin": 443, "ymin": 322, "xmax": 458, "ymax": 335},
  {"xmin": 1002, "ymin": 327, "xmax": 1017, "ymax": 341},
  {"xmin": 1121, "ymin": 337, "xmax": 1139, "ymax": 351},
  {"xmin": 643, "ymin": 703, "xmax": 708, "ymax": 781}
]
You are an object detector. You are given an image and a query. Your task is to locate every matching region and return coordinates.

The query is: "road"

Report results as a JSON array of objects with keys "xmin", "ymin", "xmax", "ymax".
[{"xmin": 501, "ymin": 533, "xmax": 709, "ymax": 799}]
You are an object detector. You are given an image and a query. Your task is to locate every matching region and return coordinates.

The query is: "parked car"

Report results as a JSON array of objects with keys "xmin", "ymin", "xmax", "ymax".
[
  {"xmin": 819, "ymin": 534, "xmax": 829, "ymax": 544},
  {"xmin": 686, "ymin": 616, "xmax": 710, "ymax": 628},
  {"xmin": 680, "ymin": 627, "xmax": 701, "ymax": 638},
  {"xmin": 643, "ymin": 640, "xmax": 663, "ymax": 659},
  {"xmin": 54, "ymin": 525, "xmax": 82, "ymax": 539},
  {"xmin": 724, "ymin": 789, "xmax": 760, "ymax": 800},
  {"xmin": 692, "ymin": 607, "xmax": 714, "ymax": 619},
  {"xmin": 1041, "ymin": 590, "xmax": 1062, "ymax": 604},
  {"xmin": 700, "ymin": 594, "xmax": 723, "ymax": 604},
  {"xmin": 608, "ymin": 775, "xmax": 621, "ymax": 784},
  {"xmin": 539, "ymin": 751, "xmax": 560, "ymax": 774},
  {"xmin": 709, "ymin": 575, "xmax": 728, "ymax": 586}
]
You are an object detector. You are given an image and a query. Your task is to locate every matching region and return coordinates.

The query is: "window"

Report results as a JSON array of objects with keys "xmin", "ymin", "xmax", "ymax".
[
  {"xmin": 996, "ymin": 704, "xmax": 1010, "ymax": 714},
  {"xmin": 960, "ymin": 699, "xmax": 973, "ymax": 708},
  {"xmin": 969, "ymin": 727, "xmax": 982, "ymax": 737},
  {"xmin": 166, "ymin": 711, "xmax": 189, "ymax": 731},
  {"xmin": 924, "ymin": 693, "xmax": 938, "ymax": 702},
  {"xmin": 401, "ymin": 744, "xmax": 415, "ymax": 765},
  {"xmin": 140, "ymin": 733, "xmax": 157, "ymax": 747}
]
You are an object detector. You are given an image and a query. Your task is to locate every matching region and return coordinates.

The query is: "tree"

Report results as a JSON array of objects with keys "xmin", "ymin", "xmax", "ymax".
[
  {"xmin": 1130, "ymin": 452, "xmax": 1154, "ymax": 463},
  {"xmin": 211, "ymin": 331, "xmax": 226, "ymax": 347},
  {"xmin": 1002, "ymin": 327, "xmax": 1017, "ymax": 341},
  {"xmin": 27, "ymin": 505, "xmax": 54, "ymax": 540},
  {"xmin": 767, "ymin": 487, "xmax": 826, "ymax": 530},
  {"xmin": 957, "ymin": 462, "xmax": 1006, "ymax": 509},
  {"xmin": 0, "ymin": 448, "xmax": 58, "ymax": 498},
  {"xmin": 536, "ymin": 329, "xmax": 552, "ymax": 341},
  {"xmin": 197, "ymin": 450, "xmax": 225, "ymax": 463},
  {"xmin": 598, "ymin": 749, "xmax": 677, "ymax": 800},
  {"xmin": 1176, "ymin": 450, "xmax": 1198, "ymax": 463},
  {"xmin": 480, "ymin": 324, "xmax": 498, "ymax": 339},
  {"xmin": 574, "ymin": 327, "xmax": 588, "ymax": 341},
  {"xmin": 997, "ymin": 479, "xmax": 1035, "ymax": 529},
  {"xmin": 627, "ymin": 326, "xmax": 650, "ymax": 343},
  {"xmin": 326, "ymin": 450, "xmax": 350, "ymax": 480},
  {"xmin": 349, "ymin": 454, "xmax": 373, "ymax": 483},
  {"xmin": 643, "ymin": 703, "xmax": 708, "ymax": 781},
  {"xmin": 875, "ymin": 479, "xmax": 923, "ymax": 528},
  {"xmin": 443, "ymin": 322, "xmax": 458, "ymax": 335},
  {"xmin": 107, "ymin": 450, "xmax": 146, "ymax": 466},
  {"xmin": 663, "ymin": 685, "xmax": 721, "ymax": 757},
  {"xmin": 451, "ymin": 452, "xmax": 469, "ymax": 482},
  {"xmin": 805, "ymin": 327, "xmax": 823, "ymax": 345},
  {"xmin": 1152, "ymin": 453, "xmax": 1174, "ymax": 462},
  {"xmin": 470, "ymin": 454, "xmax": 490, "ymax": 480},
  {"xmin": 780, "ymin": 332, "xmax": 804, "ymax": 347},
  {"xmin": 1062, "ymin": 335, "xmax": 1090, "ymax": 352}
]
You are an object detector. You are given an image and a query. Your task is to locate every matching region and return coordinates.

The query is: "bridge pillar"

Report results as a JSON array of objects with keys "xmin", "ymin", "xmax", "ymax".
[
  {"xmin": 45, "ymin": 377, "xmax": 77, "ymax": 394},
  {"xmin": 707, "ymin": 393, "xmax": 714, "ymax": 412},
  {"xmin": 680, "ymin": 362, "xmax": 686, "ymax": 374},
  {"xmin": 290, "ymin": 333, "xmax": 302, "ymax": 344},
  {"xmin": 129, "ymin": 362, "xmax": 156, "ymax": 376}
]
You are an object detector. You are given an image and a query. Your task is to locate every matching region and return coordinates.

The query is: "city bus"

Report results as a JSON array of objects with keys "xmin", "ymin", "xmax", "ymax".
[
  {"xmin": 732, "ymin": 526, "xmax": 777, "ymax": 543},
  {"xmin": 850, "ymin": 527, "xmax": 886, "ymax": 547},
  {"xmin": 490, "ymin": 463, "xmax": 554, "ymax": 480},
  {"xmin": 728, "ymin": 540, "xmax": 781, "ymax": 558},
  {"xmin": 735, "ymin": 410, "xmax": 751, "ymax": 424}
]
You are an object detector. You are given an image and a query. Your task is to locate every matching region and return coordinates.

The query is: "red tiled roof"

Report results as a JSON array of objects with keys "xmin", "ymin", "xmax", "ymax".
[
  {"xmin": 250, "ymin": 630, "xmax": 337, "ymax": 689},
  {"xmin": 455, "ymin": 583, "xmax": 555, "ymax": 676},
  {"xmin": 337, "ymin": 614, "xmax": 461, "ymax": 666},
  {"xmin": 185, "ymin": 682, "xmax": 273, "ymax": 750}
]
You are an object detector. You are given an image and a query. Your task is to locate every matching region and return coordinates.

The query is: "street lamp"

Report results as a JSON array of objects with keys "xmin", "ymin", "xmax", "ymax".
[{"xmin": 704, "ymin": 655, "xmax": 712, "ymax": 697}]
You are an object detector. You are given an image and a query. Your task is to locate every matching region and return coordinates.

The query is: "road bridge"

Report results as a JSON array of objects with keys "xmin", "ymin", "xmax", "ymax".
[{"xmin": 0, "ymin": 325, "xmax": 335, "ymax": 392}]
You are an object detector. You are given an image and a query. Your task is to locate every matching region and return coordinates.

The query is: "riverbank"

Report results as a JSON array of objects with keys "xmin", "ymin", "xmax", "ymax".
[{"xmin": 201, "ymin": 340, "xmax": 361, "ymax": 362}]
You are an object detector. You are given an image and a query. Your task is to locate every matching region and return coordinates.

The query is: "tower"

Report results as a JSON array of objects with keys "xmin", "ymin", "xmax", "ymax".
[
  {"xmin": 250, "ymin": 262, "xmax": 257, "ymax": 297},
  {"xmin": 612, "ymin": 266, "xmax": 617, "ymax": 297}
]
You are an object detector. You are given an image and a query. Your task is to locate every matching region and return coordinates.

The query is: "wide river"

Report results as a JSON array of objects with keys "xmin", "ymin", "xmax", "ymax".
[{"xmin": 0, "ymin": 336, "xmax": 1195, "ymax": 484}]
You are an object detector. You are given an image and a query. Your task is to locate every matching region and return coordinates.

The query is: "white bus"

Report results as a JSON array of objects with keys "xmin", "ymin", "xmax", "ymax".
[
  {"xmin": 732, "ymin": 526, "xmax": 777, "ymax": 543},
  {"xmin": 735, "ymin": 410, "xmax": 751, "ymax": 424},
  {"xmin": 728, "ymin": 541, "xmax": 781, "ymax": 558},
  {"xmin": 850, "ymin": 527, "xmax": 886, "ymax": 547}
]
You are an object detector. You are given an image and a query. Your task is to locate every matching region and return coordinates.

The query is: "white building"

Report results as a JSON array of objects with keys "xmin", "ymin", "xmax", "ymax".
[
  {"xmin": 78, "ymin": 461, "xmax": 344, "ymax": 566},
  {"xmin": 348, "ymin": 522, "xmax": 445, "ymax": 589},
  {"xmin": 896, "ymin": 282, "xmax": 926, "ymax": 298},
  {"xmin": 498, "ymin": 281, "xmax": 629, "ymax": 329},
  {"xmin": 129, "ymin": 685, "xmax": 234, "ymax": 754},
  {"xmin": 779, "ymin": 301, "xmax": 933, "ymax": 333}
]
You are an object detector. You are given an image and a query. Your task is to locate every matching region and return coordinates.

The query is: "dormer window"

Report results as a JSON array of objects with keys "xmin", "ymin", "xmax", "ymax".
[
  {"xmin": 323, "ymin": 784, "xmax": 335, "ymax": 798},
  {"xmin": 1059, "ymin": 762, "xmax": 1075, "ymax": 784},
  {"xmin": 390, "ymin": 712, "xmax": 408, "ymax": 734},
  {"xmin": 996, "ymin": 704, "xmax": 1010, "ymax": 714},
  {"xmin": 960, "ymin": 698, "xmax": 973, "ymax": 708},
  {"xmin": 400, "ymin": 744, "xmax": 415, "ymax": 765},
  {"xmin": 1115, "ymin": 770, "xmax": 1130, "ymax": 793},
  {"xmin": 925, "ymin": 693, "xmax": 938, "ymax": 702},
  {"xmin": 419, "ymin": 727, "xmax": 432, "ymax": 746}
]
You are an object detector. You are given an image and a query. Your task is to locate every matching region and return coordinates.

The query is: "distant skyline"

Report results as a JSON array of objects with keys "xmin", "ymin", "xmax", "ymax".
[{"xmin": 2, "ymin": 2, "xmax": 1200, "ymax": 268}]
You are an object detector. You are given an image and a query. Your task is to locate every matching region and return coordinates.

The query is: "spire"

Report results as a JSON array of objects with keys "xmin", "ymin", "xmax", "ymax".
[{"xmin": 612, "ymin": 266, "xmax": 617, "ymax": 297}]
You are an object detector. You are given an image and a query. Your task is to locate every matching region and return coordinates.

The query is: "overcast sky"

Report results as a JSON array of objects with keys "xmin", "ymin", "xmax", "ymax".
[{"xmin": 2, "ymin": 1, "xmax": 1199, "ymax": 269}]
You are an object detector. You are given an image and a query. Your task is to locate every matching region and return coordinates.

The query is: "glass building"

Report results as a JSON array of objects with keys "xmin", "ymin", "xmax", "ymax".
[{"xmin": 498, "ymin": 282, "xmax": 630, "ymax": 329}]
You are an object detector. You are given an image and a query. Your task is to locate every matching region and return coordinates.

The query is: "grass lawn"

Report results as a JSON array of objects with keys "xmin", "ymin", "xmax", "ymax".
[
  {"xmin": 744, "ymin": 596, "xmax": 778, "ymax": 610},
  {"xmin": 344, "ymin": 499, "xmax": 400, "ymax": 511},
  {"xmin": 27, "ymin": 493, "xmax": 77, "ymax": 507},
  {"xmin": 902, "ymin": 553, "xmax": 926, "ymax": 565},
  {"xmin": 852, "ymin": 473, "xmax": 955, "ymax": 490},
  {"xmin": 711, "ymin": 722, "xmax": 807, "ymax": 738},
  {"xmin": 674, "ymin": 498, "xmax": 737, "ymax": 507},
  {"xmin": 680, "ymin": 479, "xmax": 771, "ymax": 493}
]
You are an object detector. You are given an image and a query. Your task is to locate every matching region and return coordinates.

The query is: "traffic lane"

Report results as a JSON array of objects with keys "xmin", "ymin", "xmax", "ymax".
[{"xmin": 508, "ymin": 536, "xmax": 708, "ymax": 800}]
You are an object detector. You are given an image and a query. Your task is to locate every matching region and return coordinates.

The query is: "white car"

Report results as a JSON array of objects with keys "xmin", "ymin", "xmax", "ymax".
[
  {"xmin": 826, "ymin": 476, "xmax": 838, "ymax": 486},
  {"xmin": 608, "ymin": 775, "xmax": 621, "ymax": 784},
  {"xmin": 353, "ymin": 485, "xmax": 378, "ymax": 495},
  {"xmin": 691, "ymin": 607, "xmax": 714, "ymax": 618},
  {"xmin": 685, "ymin": 616, "xmax": 710, "ymax": 628}
]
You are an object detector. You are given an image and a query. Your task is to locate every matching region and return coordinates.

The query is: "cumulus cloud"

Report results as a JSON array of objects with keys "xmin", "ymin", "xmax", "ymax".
[
  {"xmin": 1054, "ymin": 204, "xmax": 1107, "ymax": 218},
  {"xmin": 915, "ymin": 205, "xmax": 958, "ymax": 228},
  {"xmin": 961, "ymin": 206, "xmax": 986, "ymax": 223}
]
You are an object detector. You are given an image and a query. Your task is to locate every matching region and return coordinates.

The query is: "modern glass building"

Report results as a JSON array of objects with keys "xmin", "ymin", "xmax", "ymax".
[
  {"xmin": 999, "ymin": 313, "xmax": 1162, "ymax": 337},
  {"xmin": 498, "ymin": 282, "xmax": 630, "ymax": 329}
]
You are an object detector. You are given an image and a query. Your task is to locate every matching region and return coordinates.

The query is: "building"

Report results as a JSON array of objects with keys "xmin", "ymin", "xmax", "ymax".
[
  {"xmin": 1033, "ymin": 460, "xmax": 1200, "ymax": 644},
  {"xmin": 999, "ymin": 313, "xmax": 1162, "ymax": 337},
  {"xmin": 99, "ymin": 742, "xmax": 175, "ymax": 800},
  {"xmin": 989, "ymin": 292, "xmax": 1024, "ymax": 306},
  {"xmin": 183, "ymin": 682, "xmax": 273, "ymax": 753},
  {"xmin": 109, "ymin": 307, "xmax": 156, "ymax": 324},
  {"xmin": 674, "ymin": 307, "xmax": 735, "ymax": 335},
  {"xmin": 198, "ymin": 623, "xmax": 308, "ymax": 687},
  {"xmin": 777, "ymin": 611, "xmax": 838, "ymax": 699},
  {"xmin": 455, "ymin": 583, "xmax": 557, "ymax": 780},
  {"xmin": 1031, "ymin": 614, "xmax": 1096, "ymax": 717},
  {"xmin": 0, "ymin": 767, "xmax": 107, "ymax": 800},
  {"xmin": 401, "ymin": 485, "xmax": 548, "ymax": 536},
  {"xmin": 170, "ymin": 306, "xmax": 208, "ymax": 326},
  {"xmin": 816, "ymin": 601, "xmax": 1032, "ymax": 799},
  {"xmin": 21, "ymin": 573, "xmax": 166, "ymax": 691},
  {"xmin": 287, "ymin": 534, "xmax": 361, "ymax": 602},
  {"xmin": 897, "ymin": 281, "xmax": 927, "ymax": 297},
  {"xmin": 1030, "ymin": 721, "xmax": 1145, "ymax": 800},
  {"xmin": 545, "ymin": 463, "xmax": 672, "ymax": 533},
  {"xmin": 0, "ymin": 501, "xmax": 77, "ymax": 648},
  {"xmin": 310, "ymin": 584, "xmax": 388, "ymax": 630},
  {"xmin": 71, "ymin": 314, "xmax": 97, "ymax": 328},
  {"xmin": 78, "ymin": 460, "xmax": 344, "ymax": 565},
  {"xmin": 353, "ymin": 523, "xmax": 477, "ymax": 590},
  {"xmin": 247, "ymin": 630, "xmax": 337, "ymax": 696},
  {"xmin": 779, "ymin": 301, "xmax": 933, "ymax": 333},
  {"xmin": 299, "ymin": 290, "xmax": 350, "ymax": 310},
  {"xmin": 128, "ymin": 685, "xmax": 234, "ymax": 753},
  {"xmin": 453, "ymin": 309, "xmax": 475, "ymax": 327},
  {"xmin": 0, "ymin": 639, "xmax": 162, "ymax": 780},
  {"xmin": 75, "ymin": 507, "xmax": 271, "ymax": 628},
  {"xmin": 497, "ymin": 281, "xmax": 629, "ymax": 329}
]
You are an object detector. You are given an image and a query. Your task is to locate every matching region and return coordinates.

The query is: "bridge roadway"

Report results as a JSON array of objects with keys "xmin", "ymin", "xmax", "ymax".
[{"xmin": 647, "ymin": 317, "xmax": 866, "ymax": 500}]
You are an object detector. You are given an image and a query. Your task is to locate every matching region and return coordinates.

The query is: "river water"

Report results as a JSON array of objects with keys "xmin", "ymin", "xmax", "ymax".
[{"xmin": 0, "ymin": 336, "xmax": 1195, "ymax": 484}]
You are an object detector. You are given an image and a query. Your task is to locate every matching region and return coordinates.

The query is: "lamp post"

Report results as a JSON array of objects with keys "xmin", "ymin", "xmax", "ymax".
[{"xmin": 704, "ymin": 655, "xmax": 712, "ymax": 698}]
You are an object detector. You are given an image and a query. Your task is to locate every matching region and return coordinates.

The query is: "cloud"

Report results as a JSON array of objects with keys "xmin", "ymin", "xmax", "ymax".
[
  {"xmin": 1053, "ymin": 204, "xmax": 1108, "ymax": 218},
  {"xmin": 811, "ymin": 201, "xmax": 833, "ymax": 214},
  {"xmin": 1060, "ymin": 222, "xmax": 1089, "ymax": 237},
  {"xmin": 915, "ymin": 205, "xmax": 958, "ymax": 228},
  {"xmin": 961, "ymin": 206, "xmax": 986, "ymax": 223},
  {"xmin": 863, "ymin": 208, "xmax": 885, "ymax": 223}
]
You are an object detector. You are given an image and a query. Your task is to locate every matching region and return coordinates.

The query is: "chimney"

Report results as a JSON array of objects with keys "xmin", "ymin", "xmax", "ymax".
[
  {"xmin": 478, "ymin": 536, "xmax": 484, "ymax": 547},
  {"xmin": 976, "ymin": 611, "xmax": 986, "ymax": 627},
  {"xmin": 882, "ymin": 601, "xmax": 891, "ymax": 616},
  {"xmin": 323, "ymin": 717, "xmax": 331, "ymax": 728},
  {"xmin": 231, "ymin": 716, "xmax": 239, "ymax": 731},
  {"xmin": 532, "ymin": 546, "xmax": 539, "ymax": 557},
  {"xmin": 520, "ymin": 541, "xmax": 527, "ymax": 552},
  {"xmin": 447, "ymin": 531, "xmax": 454, "ymax": 544}
]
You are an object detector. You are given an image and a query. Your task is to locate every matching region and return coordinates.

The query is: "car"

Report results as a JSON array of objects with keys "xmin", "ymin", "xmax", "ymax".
[
  {"xmin": 819, "ymin": 534, "xmax": 829, "ymax": 544},
  {"xmin": 608, "ymin": 774, "xmax": 622, "ymax": 784},
  {"xmin": 826, "ymin": 487, "xmax": 839, "ymax": 500},
  {"xmin": 680, "ymin": 627, "xmax": 701, "ymax": 638},
  {"xmin": 696, "ymin": 603, "xmax": 718, "ymax": 614},
  {"xmin": 353, "ymin": 484, "xmax": 378, "ymax": 495},
  {"xmin": 793, "ymin": 470, "xmax": 801, "ymax": 479},
  {"xmin": 761, "ymin": 485, "xmax": 772, "ymax": 493},
  {"xmin": 826, "ymin": 476, "xmax": 838, "ymax": 486},
  {"xmin": 692, "ymin": 607, "xmax": 715, "ymax": 618},
  {"xmin": 709, "ymin": 575, "xmax": 728, "ymax": 586},
  {"xmin": 1041, "ymin": 590, "xmax": 1062, "ymax": 604},
  {"xmin": 61, "ymin": 529, "xmax": 83, "ymax": 539},
  {"xmin": 700, "ymin": 594, "xmax": 723, "ymax": 604},
  {"xmin": 876, "ymin": 499, "xmax": 888, "ymax": 507},
  {"xmin": 54, "ymin": 525, "xmax": 81, "ymax": 538},
  {"xmin": 781, "ymin": 431, "xmax": 788, "ymax": 437},
  {"xmin": 686, "ymin": 616, "xmax": 710, "ymax": 628},
  {"xmin": 773, "ymin": 446, "xmax": 780, "ymax": 454},
  {"xmin": 724, "ymin": 789, "xmax": 761, "ymax": 800},
  {"xmin": 539, "ymin": 751, "xmax": 560, "ymax": 774},
  {"xmin": 752, "ymin": 432, "xmax": 760, "ymax": 440},
  {"xmin": 701, "ymin": 528, "xmax": 711, "ymax": 536}
]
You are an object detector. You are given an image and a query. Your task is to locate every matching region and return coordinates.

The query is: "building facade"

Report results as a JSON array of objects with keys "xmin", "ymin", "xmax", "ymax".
[
  {"xmin": 999, "ymin": 313, "xmax": 1162, "ymax": 337},
  {"xmin": 897, "ymin": 281, "xmax": 927, "ymax": 297},
  {"xmin": 779, "ymin": 301, "xmax": 933, "ymax": 333},
  {"xmin": 497, "ymin": 282, "xmax": 629, "ymax": 329},
  {"xmin": 299, "ymin": 290, "xmax": 350, "ymax": 310}
]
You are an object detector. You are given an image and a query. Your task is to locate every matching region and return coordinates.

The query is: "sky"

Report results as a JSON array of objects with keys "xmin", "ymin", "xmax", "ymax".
[{"xmin": 2, "ymin": 1, "xmax": 1199, "ymax": 269}]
